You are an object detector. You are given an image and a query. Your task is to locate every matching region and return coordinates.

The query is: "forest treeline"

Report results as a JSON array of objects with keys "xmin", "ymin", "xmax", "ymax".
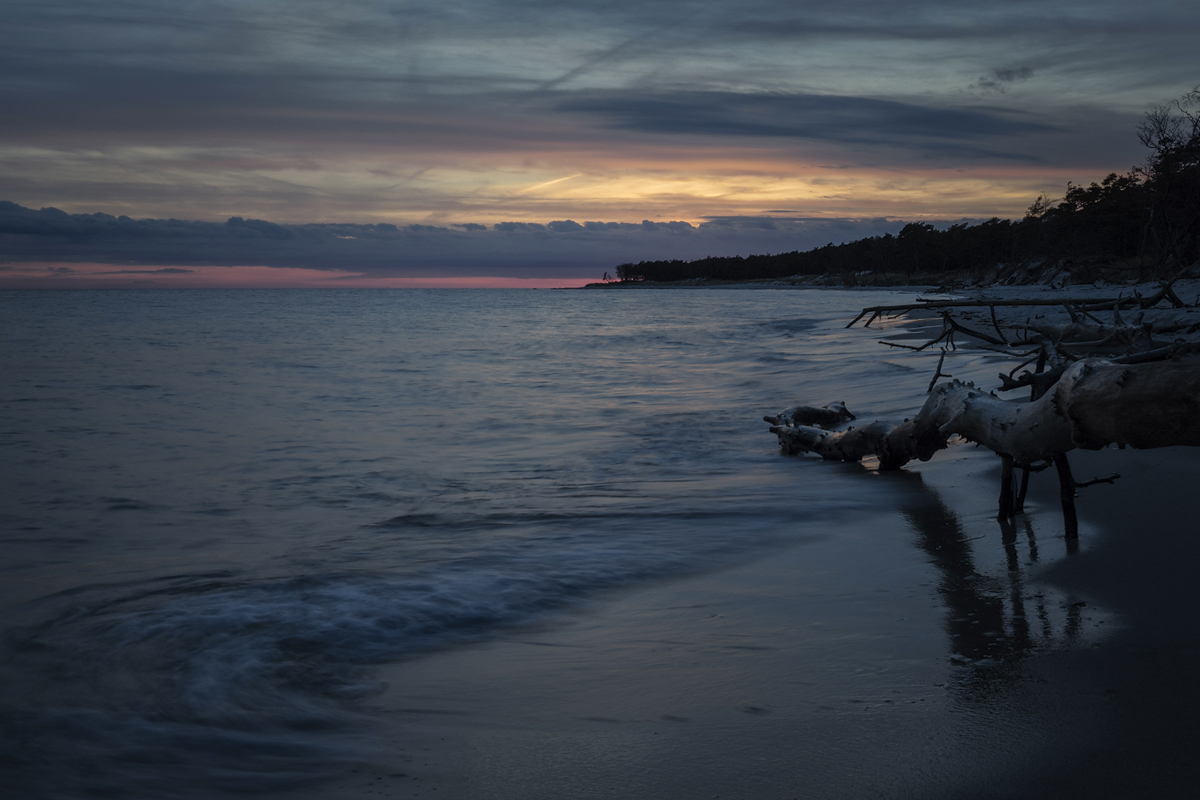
[{"xmin": 610, "ymin": 89, "xmax": 1200, "ymax": 286}]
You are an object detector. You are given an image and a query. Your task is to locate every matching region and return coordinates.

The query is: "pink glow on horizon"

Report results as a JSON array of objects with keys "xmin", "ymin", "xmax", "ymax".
[{"xmin": 0, "ymin": 263, "xmax": 597, "ymax": 289}]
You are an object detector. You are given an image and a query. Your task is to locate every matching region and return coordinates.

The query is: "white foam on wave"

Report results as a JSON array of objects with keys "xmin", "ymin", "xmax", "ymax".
[{"xmin": 2, "ymin": 506, "xmax": 825, "ymax": 798}]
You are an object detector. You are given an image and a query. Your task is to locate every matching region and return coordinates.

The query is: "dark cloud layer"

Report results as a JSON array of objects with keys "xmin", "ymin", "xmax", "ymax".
[
  {"xmin": 559, "ymin": 91, "xmax": 1053, "ymax": 161},
  {"xmin": 975, "ymin": 67, "xmax": 1036, "ymax": 95},
  {"xmin": 0, "ymin": 201, "xmax": 905, "ymax": 277},
  {"xmin": 1, "ymin": 0, "xmax": 1197, "ymax": 256}
]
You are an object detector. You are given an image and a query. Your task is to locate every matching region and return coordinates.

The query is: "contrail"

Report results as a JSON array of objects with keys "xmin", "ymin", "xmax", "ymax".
[{"xmin": 517, "ymin": 173, "xmax": 583, "ymax": 194}]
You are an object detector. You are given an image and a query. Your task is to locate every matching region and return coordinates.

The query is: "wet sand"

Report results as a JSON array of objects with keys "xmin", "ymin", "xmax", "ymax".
[
  {"xmin": 269, "ymin": 436, "xmax": 1200, "ymax": 799},
  {"xmin": 265, "ymin": 286, "xmax": 1200, "ymax": 799}
]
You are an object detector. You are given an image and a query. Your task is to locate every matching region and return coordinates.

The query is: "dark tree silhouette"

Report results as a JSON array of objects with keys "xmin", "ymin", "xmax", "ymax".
[{"xmin": 606, "ymin": 88, "xmax": 1200, "ymax": 286}]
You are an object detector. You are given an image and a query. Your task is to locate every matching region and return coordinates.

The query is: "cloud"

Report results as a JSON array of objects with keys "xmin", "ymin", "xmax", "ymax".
[
  {"xmin": 0, "ymin": 1, "xmax": 1193, "ymax": 228},
  {"xmin": 0, "ymin": 201, "xmax": 911, "ymax": 278},
  {"xmin": 93, "ymin": 267, "xmax": 195, "ymax": 275},
  {"xmin": 557, "ymin": 90, "xmax": 1053, "ymax": 161},
  {"xmin": 974, "ymin": 66, "xmax": 1035, "ymax": 94}
]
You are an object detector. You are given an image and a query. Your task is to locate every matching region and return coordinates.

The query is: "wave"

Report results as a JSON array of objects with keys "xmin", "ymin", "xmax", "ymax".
[{"xmin": 0, "ymin": 508, "xmax": 804, "ymax": 798}]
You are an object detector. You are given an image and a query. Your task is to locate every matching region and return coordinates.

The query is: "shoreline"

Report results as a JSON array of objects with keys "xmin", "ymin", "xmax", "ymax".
[
  {"xmin": 271, "ymin": 441, "xmax": 1200, "ymax": 799},
  {"xmin": 259, "ymin": 287, "xmax": 1200, "ymax": 799},
  {"xmin": 580, "ymin": 275, "xmax": 1200, "ymax": 298}
]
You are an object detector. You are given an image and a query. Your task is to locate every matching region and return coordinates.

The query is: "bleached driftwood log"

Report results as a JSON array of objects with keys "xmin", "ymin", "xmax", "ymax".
[
  {"xmin": 763, "ymin": 400, "xmax": 855, "ymax": 427},
  {"xmin": 1061, "ymin": 357, "xmax": 1200, "ymax": 450},
  {"xmin": 770, "ymin": 354, "xmax": 1200, "ymax": 534},
  {"xmin": 1010, "ymin": 311, "xmax": 1196, "ymax": 348},
  {"xmin": 845, "ymin": 282, "xmax": 1189, "ymax": 329},
  {"xmin": 769, "ymin": 355, "xmax": 1200, "ymax": 469}
]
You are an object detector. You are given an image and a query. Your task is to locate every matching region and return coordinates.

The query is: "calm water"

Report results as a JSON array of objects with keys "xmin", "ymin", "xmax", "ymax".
[{"xmin": 0, "ymin": 288, "xmax": 1089, "ymax": 797}]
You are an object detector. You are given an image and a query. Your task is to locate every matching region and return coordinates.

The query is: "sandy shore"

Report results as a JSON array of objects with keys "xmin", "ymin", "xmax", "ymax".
[
  {"xmin": 263, "ymin": 284, "xmax": 1200, "ymax": 799},
  {"xmin": 585, "ymin": 277, "xmax": 1200, "ymax": 301},
  {"xmin": 266, "ymin": 439, "xmax": 1200, "ymax": 799}
]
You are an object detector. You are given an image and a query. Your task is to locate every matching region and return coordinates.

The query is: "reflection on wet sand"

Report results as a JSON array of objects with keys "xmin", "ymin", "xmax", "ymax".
[{"xmin": 889, "ymin": 469, "xmax": 1094, "ymax": 699}]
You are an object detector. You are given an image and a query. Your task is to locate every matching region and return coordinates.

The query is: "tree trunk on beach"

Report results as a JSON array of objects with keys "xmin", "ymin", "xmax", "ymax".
[
  {"xmin": 772, "ymin": 274, "xmax": 1200, "ymax": 538},
  {"xmin": 769, "ymin": 355, "xmax": 1200, "ymax": 470}
]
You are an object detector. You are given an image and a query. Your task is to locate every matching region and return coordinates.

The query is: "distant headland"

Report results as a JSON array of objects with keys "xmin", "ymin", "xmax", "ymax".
[{"xmin": 590, "ymin": 88, "xmax": 1200, "ymax": 291}]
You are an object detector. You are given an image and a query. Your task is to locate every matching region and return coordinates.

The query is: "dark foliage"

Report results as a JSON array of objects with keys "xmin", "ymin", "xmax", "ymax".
[{"xmin": 613, "ymin": 89, "xmax": 1200, "ymax": 285}]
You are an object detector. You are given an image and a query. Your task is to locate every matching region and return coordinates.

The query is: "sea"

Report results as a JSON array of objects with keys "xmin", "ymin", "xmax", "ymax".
[{"xmin": 0, "ymin": 288, "xmax": 1108, "ymax": 798}]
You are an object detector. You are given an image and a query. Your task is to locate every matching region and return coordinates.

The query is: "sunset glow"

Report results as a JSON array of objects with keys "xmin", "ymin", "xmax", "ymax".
[
  {"xmin": 2, "ymin": 1, "xmax": 1197, "ymax": 285},
  {"xmin": 0, "ymin": 263, "xmax": 594, "ymax": 289}
]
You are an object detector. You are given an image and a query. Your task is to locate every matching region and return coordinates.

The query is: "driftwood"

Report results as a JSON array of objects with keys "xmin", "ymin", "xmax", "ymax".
[
  {"xmin": 769, "ymin": 356, "xmax": 1200, "ymax": 466},
  {"xmin": 997, "ymin": 342, "xmax": 1200, "ymax": 393},
  {"xmin": 1009, "ymin": 307, "xmax": 1196, "ymax": 347},
  {"xmin": 763, "ymin": 401, "xmax": 855, "ymax": 427},
  {"xmin": 768, "ymin": 355, "xmax": 1200, "ymax": 535},
  {"xmin": 846, "ymin": 283, "xmax": 1187, "ymax": 329},
  {"xmin": 772, "ymin": 284, "xmax": 1200, "ymax": 538}
]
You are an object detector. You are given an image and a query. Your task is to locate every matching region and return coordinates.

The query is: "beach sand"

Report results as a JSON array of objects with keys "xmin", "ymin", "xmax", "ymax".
[
  {"xmin": 269, "ymin": 440, "xmax": 1200, "ymax": 799},
  {"xmin": 269, "ymin": 284, "xmax": 1200, "ymax": 799}
]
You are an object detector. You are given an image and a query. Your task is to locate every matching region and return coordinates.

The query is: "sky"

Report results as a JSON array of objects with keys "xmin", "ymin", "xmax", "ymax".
[{"xmin": 1, "ymin": 0, "xmax": 1197, "ymax": 287}]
